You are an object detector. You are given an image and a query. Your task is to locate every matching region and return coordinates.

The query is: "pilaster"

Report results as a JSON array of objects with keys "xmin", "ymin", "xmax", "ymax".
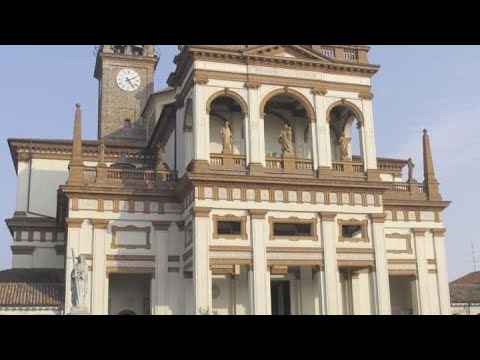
[
  {"xmin": 191, "ymin": 207, "xmax": 212, "ymax": 314},
  {"xmin": 249, "ymin": 209, "xmax": 270, "ymax": 314},
  {"xmin": 313, "ymin": 90, "xmax": 331, "ymax": 169},
  {"xmin": 152, "ymin": 221, "xmax": 171, "ymax": 315},
  {"xmin": 91, "ymin": 219, "xmax": 109, "ymax": 315},
  {"xmin": 413, "ymin": 228, "xmax": 430, "ymax": 314},
  {"xmin": 193, "ymin": 83, "xmax": 209, "ymax": 161},
  {"xmin": 319, "ymin": 212, "xmax": 338, "ymax": 314},
  {"xmin": 432, "ymin": 229, "xmax": 450, "ymax": 315},
  {"xmin": 249, "ymin": 85, "xmax": 266, "ymax": 167},
  {"xmin": 371, "ymin": 213, "xmax": 391, "ymax": 314},
  {"xmin": 360, "ymin": 99, "xmax": 378, "ymax": 170}
]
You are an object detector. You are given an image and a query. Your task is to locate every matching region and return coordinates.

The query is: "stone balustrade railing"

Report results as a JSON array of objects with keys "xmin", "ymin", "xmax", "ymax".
[
  {"xmin": 81, "ymin": 166, "xmax": 177, "ymax": 185},
  {"xmin": 210, "ymin": 154, "xmax": 247, "ymax": 169}
]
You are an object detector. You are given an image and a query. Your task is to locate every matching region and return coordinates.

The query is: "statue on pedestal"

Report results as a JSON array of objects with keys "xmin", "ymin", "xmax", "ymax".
[
  {"xmin": 70, "ymin": 250, "xmax": 88, "ymax": 314},
  {"xmin": 221, "ymin": 122, "xmax": 233, "ymax": 153},
  {"xmin": 156, "ymin": 144, "xmax": 167, "ymax": 170},
  {"xmin": 279, "ymin": 124, "xmax": 293, "ymax": 156},
  {"xmin": 339, "ymin": 131, "xmax": 352, "ymax": 161}
]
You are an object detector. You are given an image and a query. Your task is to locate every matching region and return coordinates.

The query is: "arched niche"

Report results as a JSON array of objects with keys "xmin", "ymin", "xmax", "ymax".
[{"xmin": 327, "ymin": 100, "xmax": 364, "ymax": 162}]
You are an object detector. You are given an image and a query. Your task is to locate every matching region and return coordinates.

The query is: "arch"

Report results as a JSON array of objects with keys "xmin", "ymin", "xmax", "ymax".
[
  {"xmin": 327, "ymin": 100, "xmax": 365, "ymax": 162},
  {"xmin": 326, "ymin": 99, "xmax": 364, "ymax": 127},
  {"xmin": 206, "ymin": 89, "xmax": 249, "ymax": 116},
  {"xmin": 118, "ymin": 309, "xmax": 136, "ymax": 315},
  {"xmin": 259, "ymin": 87, "xmax": 316, "ymax": 122}
]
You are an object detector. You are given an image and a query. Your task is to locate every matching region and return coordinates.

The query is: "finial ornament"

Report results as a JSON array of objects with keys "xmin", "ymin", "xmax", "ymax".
[
  {"xmin": 76, "ymin": 103, "xmax": 81, "ymax": 109},
  {"xmin": 423, "ymin": 129, "xmax": 428, "ymax": 135}
]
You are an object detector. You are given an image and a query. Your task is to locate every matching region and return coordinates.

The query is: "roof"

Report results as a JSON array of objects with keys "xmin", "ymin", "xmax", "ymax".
[
  {"xmin": 450, "ymin": 271, "xmax": 480, "ymax": 304},
  {"xmin": 0, "ymin": 269, "xmax": 64, "ymax": 308},
  {"xmin": 451, "ymin": 271, "xmax": 480, "ymax": 285}
]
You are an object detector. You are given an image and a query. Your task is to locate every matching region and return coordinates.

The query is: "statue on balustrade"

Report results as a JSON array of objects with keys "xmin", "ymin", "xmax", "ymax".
[
  {"xmin": 407, "ymin": 158, "xmax": 415, "ymax": 182},
  {"xmin": 221, "ymin": 121, "xmax": 234, "ymax": 153},
  {"xmin": 339, "ymin": 131, "xmax": 352, "ymax": 161},
  {"xmin": 156, "ymin": 144, "xmax": 167, "ymax": 170},
  {"xmin": 279, "ymin": 124, "xmax": 293, "ymax": 156}
]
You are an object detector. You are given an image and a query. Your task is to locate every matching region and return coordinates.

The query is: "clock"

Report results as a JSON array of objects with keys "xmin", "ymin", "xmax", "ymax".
[{"xmin": 116, "ymin": 69, "xmax": 141, "ymax": 92}]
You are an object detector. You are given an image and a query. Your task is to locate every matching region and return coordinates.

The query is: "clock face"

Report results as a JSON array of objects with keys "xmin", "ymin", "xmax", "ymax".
[{"xmin": 116, "ymin": 69, "xmax": 141, "ymax": 92}]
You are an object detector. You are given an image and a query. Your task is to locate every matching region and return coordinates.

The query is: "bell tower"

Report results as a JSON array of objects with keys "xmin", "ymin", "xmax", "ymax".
[{"xmin": 94, "ymin": 45, "xmax": 158, "ymax": 141}]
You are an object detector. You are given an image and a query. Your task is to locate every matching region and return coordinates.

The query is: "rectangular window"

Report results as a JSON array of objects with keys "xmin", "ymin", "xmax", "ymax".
[
  {"xmin": 213, "ymin": 215, "xmax": 247, "ymax": 240},
  {"xmin": 273, "ymin": 223, "xmax": 312, "ymax": 237},
  {"xmin": 342, "ymin": 224, "xmax": 363, "ymax": 239},
  {"xmin": 217, "ymin": 221, "xmax": 242, "ymax": 235},
  {"xmin": 338, "ymin": 220, "xmax": 368, "ymax": 242}
]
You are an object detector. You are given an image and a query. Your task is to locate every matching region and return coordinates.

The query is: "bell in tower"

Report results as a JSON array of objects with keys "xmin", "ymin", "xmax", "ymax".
[{"xmin": 132, "ymin": 45, "xmax": 144, "ymax": 56}]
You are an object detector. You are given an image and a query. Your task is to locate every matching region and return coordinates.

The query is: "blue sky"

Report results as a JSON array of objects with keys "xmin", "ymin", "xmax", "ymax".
[{"xmin": 1, "ymin": 45, "xmax": 479, "ymax": 281}]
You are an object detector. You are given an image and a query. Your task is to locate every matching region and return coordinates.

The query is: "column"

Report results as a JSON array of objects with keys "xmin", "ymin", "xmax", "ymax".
[
  {"xmin": 413, "ymin": 228, "xmax": 430, "ymax": 315},
  {"xmin": 192, "ymin": 80, "xmax": 209, "ymax": 162},
  {"xmin": 248, "ymin": 266, "xmax": 254, "ymax": 315},
  {"xmin": 300, "ymin": 266, "xmax": 315, "ymax": 315},
  {"xmin": 371, "ymin": 214, "xmax": 391, "ymax": 315},
  {"xmin": 191, "ymin": 207, "xmax": 212, "ymax": 314},
  {"xmin": 315, "ymin": 268, "xmax": 326, "ymax": 315},
  {"xmin": 432, "ymin": 229, "xmax": 450, "ymax": 315},
  {"xmin": 313, "ymin": 90, "xmax": 332, "ymax": 173},
  {"xmin": 320, "ymin": 212, "xmax": 339, "ymax": 314},
  {"xmin": 152, "ymin": 221, "xmax": 170, "ymax": 315},
  {"xmin": 91, "ymin": 219, "xmax": 109, "ymax": 315},
  {"xmin": 247, "ymin": 83, "xmax": 266, "ymax": 170},
  {"xmin": 64, "ymin": 218, "xmax": 84, "ymax": 315},
  {"xmin": 249, "ymin": 209, "xmax": 270, "ymax": 315},
  {"xmin": 360, "ymin": 99, "xmax": 378, "ymax": 170}
]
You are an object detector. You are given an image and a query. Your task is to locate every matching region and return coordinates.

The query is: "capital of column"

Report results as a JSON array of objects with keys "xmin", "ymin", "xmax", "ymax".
[
  {"xmin": 91, "ymin": 219, "xmax": 109, "ymax": 229},
  {"xmin": 431, "ymin": 228, "xmax": 446, "ymax": 237},
  {"xmin": 190, "ymin": 207, "xmax": 212, "ymax": 218},
  {"xmin": 370, "ymin": 213, "xmax": 386, "ymax": 224},
  {"xmin": 319, "ymin": 212, "xmax": 337, "ymax": 222},
  {"xmin": 412, "ymin": 228, "xmax": 427, "ymax": 237},
  {"xmin": 249, "ymin": 209, "xmax": 268, "ymax": 220},
  {"xmin": 153, "ymin": 221, "xmax": 171, "ymax": 231},
  {"xmin": 66, "ymin": 218, "xmax": 84, "ymax": 228}
]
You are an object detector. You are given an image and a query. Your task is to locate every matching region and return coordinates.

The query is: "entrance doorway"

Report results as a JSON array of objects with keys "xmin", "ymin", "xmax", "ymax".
[
  {"xmin": 389, "ymin": 275, "xmax": 417, "ymax": 315},
  {"xmin": 108, "ymin": 274, "xmax": 151, "ymax": 315},
  {"xmin": 271, "ymin": 280, "xmax": 291, "ymax": 315}
]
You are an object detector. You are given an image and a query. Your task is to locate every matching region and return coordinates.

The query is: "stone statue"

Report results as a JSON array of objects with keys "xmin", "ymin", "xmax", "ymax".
[
  {"xmin": 279, "ymin": 124, "xmax": 293, "ymax": 156},
  {"xmin": 98, "ymin": 140, "xmax": 106, "ymax": 164},
  {"xmin": 339, "ymin": 132, "xmax": 352, "ymax": 161},
  {"xmin": 156, "ymin": 144, "xmax": 166, "ymax": 170},
  {"xmin": 221, "ymin": 122, "xmax": 233, "ymax": 153},
  {"xmin": 407, "ymin": 158, "xmax": 415, "ymax": 182},
  {"xmin": 71, "ymin": 251, "xmax": 88, "ymax": 311}
]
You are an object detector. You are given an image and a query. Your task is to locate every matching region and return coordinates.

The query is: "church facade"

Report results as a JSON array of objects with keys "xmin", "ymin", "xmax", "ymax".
[{"xmin": 1, "ymin": 45, "xmax": 451, "ymax": 315}]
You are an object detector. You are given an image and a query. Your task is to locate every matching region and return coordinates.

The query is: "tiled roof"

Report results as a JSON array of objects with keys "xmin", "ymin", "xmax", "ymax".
[
  {"xmin": 450, "ymin": 272, "xmax": 480, "ymax": 304},
  {"xmin": 451, "ymin": 271, "xmax": 480, "ymax": 285},
  {"xmin": 450, "ymin": 284, "xmax": 480, "ymax": 304},
  {"xmin": 0, "ymin": 269, "xmax": 64, "ymax": 308}
]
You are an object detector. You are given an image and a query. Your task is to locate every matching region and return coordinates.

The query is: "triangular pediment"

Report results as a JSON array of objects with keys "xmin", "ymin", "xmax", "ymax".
[{"xmin": 242, "ymin": 45, "xmax": 332, "ymax": 62}]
